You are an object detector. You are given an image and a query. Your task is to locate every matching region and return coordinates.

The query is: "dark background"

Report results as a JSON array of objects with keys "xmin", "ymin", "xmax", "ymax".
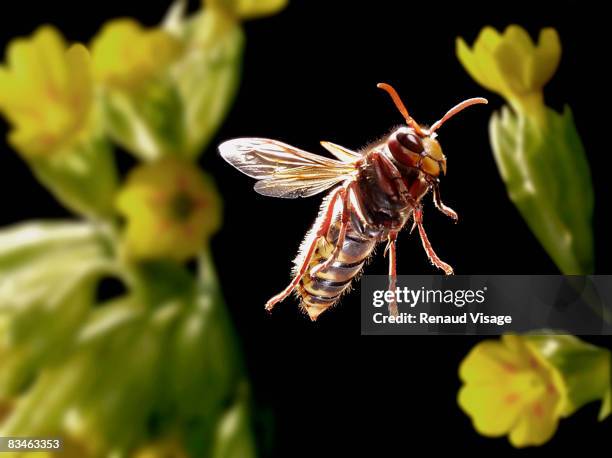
[{"xmin": 1, "ymin": 0, "xmax": 610, "ymax": 456}]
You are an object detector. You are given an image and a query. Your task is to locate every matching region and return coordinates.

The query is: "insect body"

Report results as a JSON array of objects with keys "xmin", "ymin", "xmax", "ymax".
[{"xmin": 219, "ymin": 84, "xmax": 486, "ymax": 320}]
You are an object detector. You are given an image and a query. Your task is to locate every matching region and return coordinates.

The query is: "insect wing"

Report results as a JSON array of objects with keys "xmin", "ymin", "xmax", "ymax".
[
  {"xmin": 219, "ymin": 138, "xmax": 357, "ymax": 198},
  {"xmin": 320, "ymin": 141, "xmax": 362, "ymax": 162}
]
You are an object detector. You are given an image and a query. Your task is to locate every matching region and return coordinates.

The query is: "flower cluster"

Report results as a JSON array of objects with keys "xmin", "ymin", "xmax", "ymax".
[
  {"xmin": 457, "ymin": 26, "xmax": 594, "ymax": 275},
  {"xmin": 0, "ymin": 1, "xmax": 286, "ymax": 456},
  {"xmin": 0, "ymin": 27, "xmax": 94, "ymax": 158}
]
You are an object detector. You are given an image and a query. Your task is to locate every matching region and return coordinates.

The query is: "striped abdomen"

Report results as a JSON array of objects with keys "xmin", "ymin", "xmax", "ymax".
[{"xmin": 297, "ymin": 218, "xmax": 376, "ymax": 321}]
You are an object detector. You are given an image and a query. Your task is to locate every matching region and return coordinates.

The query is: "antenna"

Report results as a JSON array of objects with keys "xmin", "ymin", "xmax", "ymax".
[
  {"xmin": 428, "ymin": 97, "xmax": 488, "ymax": 134},
  {"xmin": 377, "ymin": 83, "xmax": 425, "ymax": 136}
]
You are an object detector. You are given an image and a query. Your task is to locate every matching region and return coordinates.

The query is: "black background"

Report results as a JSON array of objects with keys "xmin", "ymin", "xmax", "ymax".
[{"xmin": 1, "ymin": 0, "xmax": 610, "ymax": 456}]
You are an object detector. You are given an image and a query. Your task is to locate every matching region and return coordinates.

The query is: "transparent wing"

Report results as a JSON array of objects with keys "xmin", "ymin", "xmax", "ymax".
[
  {"xmin": 320, "ymin": 141, "xmax": 363, "ymax": 162},
  {"xmin": 253, "ymin": 166, "xmax": 354, "ymax": 198},
  {"xmin": 219, "ymin": 138, "xmax": 357, "ymax": 198}
]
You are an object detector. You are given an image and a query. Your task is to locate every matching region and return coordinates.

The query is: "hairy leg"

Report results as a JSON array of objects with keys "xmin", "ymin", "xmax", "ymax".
[
  {"xmin": 414, "ymin": 207, "xmax": 454, "ymax": 275},
  {"xmin": 385, "ymin": 231, "xmax": 399, "ymax": 316},
  {"xmin": 309, "ymin": 183, "xmax": 354, "ymax": 277},
  {"xmin": 264, "ymin": 186, "xmax": 347, "ymax": 312},
  {"xmin": 432, "ymin": 183, "xmax": 458, "ymax": 221}
]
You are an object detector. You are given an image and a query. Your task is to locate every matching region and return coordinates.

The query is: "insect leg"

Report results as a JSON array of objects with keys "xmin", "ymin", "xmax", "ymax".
[
  {"xmin": 264, "ymin": 185, "xmax": 347, "ymax": 312},
  {"xmin": 308, "ymin": 182, "xmax": 354, "ymax": 277},
  {"xmin": 385, "ymin": 232, "xmax": 399, "ymax": 317},
  {"xmin": 432, "ymin": 183, "xmax": 458, "ymax": 221},
  {"xmin": 414, "ymin": 207, "xmax": 454, "ymax": 275}
]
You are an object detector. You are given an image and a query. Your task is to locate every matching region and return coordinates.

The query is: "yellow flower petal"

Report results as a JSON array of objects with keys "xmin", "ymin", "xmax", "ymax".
[
  {"xmin": 503, "ymin": 25, "xmax": 535, "ymax": 55},
  {"xmin": 459, "ymin": 337, "xmax": 526, "ymax": 383},
  {"xmin": 456, "ymin": 25, "xmax": 562, "ymax": 120},
  {"xmin": 495, "ymin": 40, "xmax": 530, "ymax": 95},
  {"xmin": 456, "ymin": 38, "xmax": 497, "ymax": 93},
  {"xmin": 528, "ymin": 28, "xmax": 561, "ymax": 91},
  {"xmin": 457, "ymin": 27, "xmax": 508, "ymax": 97},
  {"xmin": 509, "ymin": 394, "xmax": 560, "ymax": 447},
  {"xmin": 0, "ymin": 26, "xmax": 94, "ymax": 157},
  {"xmin": 473, "ymin": 27, "xmax": 506, "ymax": 89},
  {"xmin": 477, "ymin": 26, "xmax": 503, "ymax": 50},
  {"xmin": 458, "ymin": 384, "xmax": 524, "ymax": 436},
  {"xmin": 91, "ymin": 19, "xmax": 182, "ymax": 91}
]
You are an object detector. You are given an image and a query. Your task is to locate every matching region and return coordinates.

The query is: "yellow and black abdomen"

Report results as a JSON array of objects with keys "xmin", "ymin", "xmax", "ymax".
[{"xmin": 297, "ymin": 220, "xmax": 376, "ymax": 321}]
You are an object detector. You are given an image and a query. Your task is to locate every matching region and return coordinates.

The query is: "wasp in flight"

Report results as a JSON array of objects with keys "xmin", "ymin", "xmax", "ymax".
[{"xmin": 219, "ymin": 84, "xmax": 487, "ymax": 321}]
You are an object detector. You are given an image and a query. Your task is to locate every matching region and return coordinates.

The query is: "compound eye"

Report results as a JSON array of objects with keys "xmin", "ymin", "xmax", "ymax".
[{"xmin": 396, "ymin": 131, "xmax": 424, "ymax": 154}]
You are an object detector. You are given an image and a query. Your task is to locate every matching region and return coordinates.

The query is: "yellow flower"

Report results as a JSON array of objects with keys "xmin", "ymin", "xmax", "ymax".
[
  {"xmin": 131, "ymin": 436, "xmax": 188, "ymax": 458},
  {"xmin": 0, "ymin": 26, "xmax": 94, "ymax": 157},
  {"xmin": 91, "ymin": 19, "xmax": 182, "ymax": 91},
  {"xmin": 204, "ymin": 0, "xmax": 288, "ymax": 20},
  {"xmin": 458, "ymin": 335, "xmax": 568, "ymax": 447},
  {"xmin": 116, "ymin": 158, "xmax": 221, "ymax": 262},
  {"xmin": 456, "ymin": 26, "xmax": 560, "ymax": 118}
]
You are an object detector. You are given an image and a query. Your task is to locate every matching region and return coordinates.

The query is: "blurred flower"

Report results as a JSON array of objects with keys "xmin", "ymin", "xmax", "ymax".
[
  {"xmin": 458, "ymin": 335, "xmax": 567, "ymax": 447},
  {"xmin": 0, "ymin": 2, "xmax": 280, "ymax": 455},
  {"xmin": 457, "ymin": 26, "xmax": 560, "ymax": 121},
  {"xmin": 204, "ymin": 0, "xmax": 288, "ymax": 20},
  {"xmin": 132, "ymin": 436, "xmax": 188, "ymax": 458},
  {"xmin": 91, "ymin": 19, "xmax": 182, "ymax": 92},
  {"xmin": 0, "ymin": 26, "xmax": 94, "ymax": 157},
  {"xmin": 116, "ymin": 158, "xmax": 221, "ymax": 262}
]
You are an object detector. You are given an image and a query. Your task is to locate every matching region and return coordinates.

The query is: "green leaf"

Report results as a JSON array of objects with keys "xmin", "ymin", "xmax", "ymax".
[
  {"xmin": 158, "ymin": 250, "xmax": 246, "ymax": 456},
  {"xmin": 62, "ymin": 304, "xmax": 176, "ymax": 454},
  {"xmin": 131, "ymin": 261, "xmax": 196, "ymax": 307},
  {"xmin": 211, "ymin": 384, "xmax": 256, "ymax": 458},
  {"xmin": 28, "ymin": 136, "xmax": 118, "ymax": 218},
  {"xmin": 490, "ymin": 106, "xmax": 594, "ymax": 274},
  {"xmin": 0, "ymin": 221, "xmax": 112, "ymax": 314},
  {"xmin": 0, "ymin": 273, "xmax": 96, "ymax": 398},
  {"xmin": 174, "ymin": 9, "xmax": 244, "ymax": 158},
  {"xmin": 101, "ymin": 79, "xmax": 186, "ymax": 161},
  {"xmin": 0, "ymin": 221, "xmax": 114, "ymax": 397},
  {"xmin": 0, "ymin": 220, "xmax": 105, "ymax": 275},
  {"xmin": 76, "ymin": 297, "xmax": 144, "ymax": 345},
  {"xmin": 600, "ymin": 386, "xmax": 611, "ymax": 421}
]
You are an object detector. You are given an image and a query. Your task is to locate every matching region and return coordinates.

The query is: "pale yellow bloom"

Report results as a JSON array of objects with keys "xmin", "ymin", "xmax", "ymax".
[
  {"xmin": 0, "ymin": 26, "xmax": 94, "ymax": 157},
  {"xmin": 91, "ymin": 19, "xmax": 182, "ymax": 91},
  {"xmin": 457, "ymin": 26, "xmax": 561, "ymax": 117},
  {"xmin": 116, "ymin": 158, "xmax": 221, "ymax": 262},
  {"xmin": 458, "ymin": 335, "xmax": 568, "ymax": 447}
]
